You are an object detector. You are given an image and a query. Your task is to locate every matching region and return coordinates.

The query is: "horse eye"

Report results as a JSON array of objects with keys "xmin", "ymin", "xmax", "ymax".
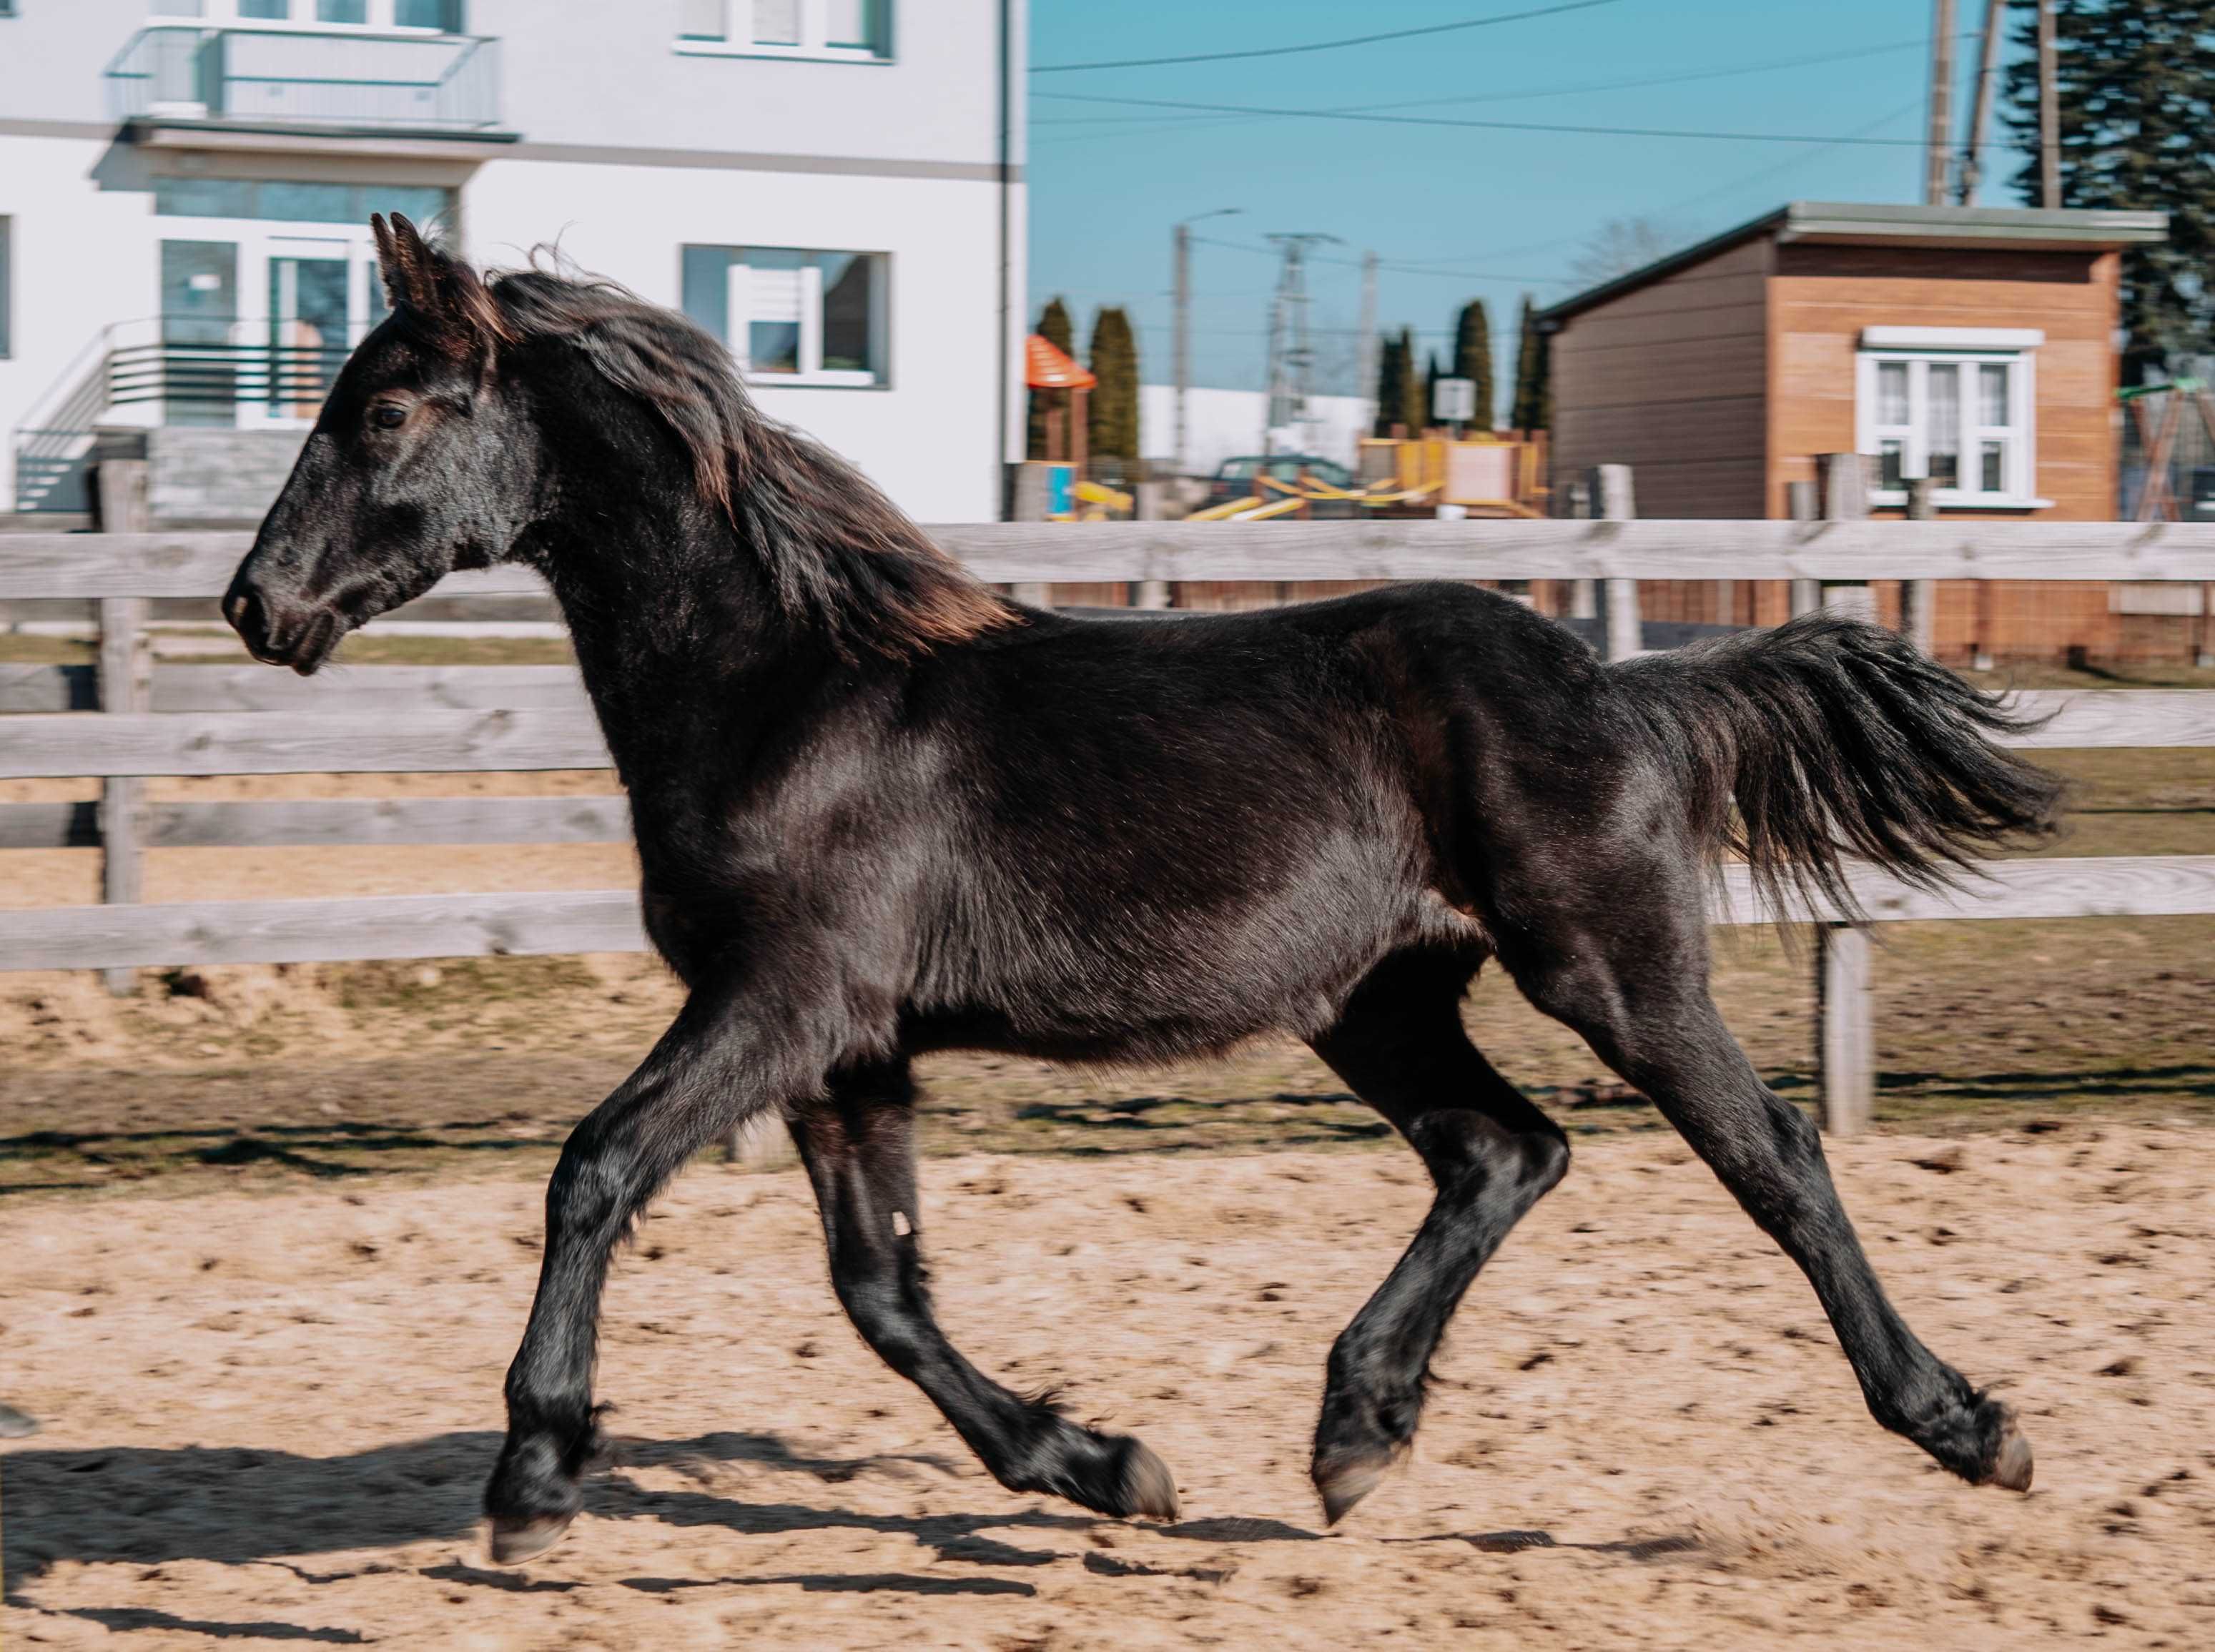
[{"xmin": 370, "ymin": 404, "xmax": 408, "ymax": 430}]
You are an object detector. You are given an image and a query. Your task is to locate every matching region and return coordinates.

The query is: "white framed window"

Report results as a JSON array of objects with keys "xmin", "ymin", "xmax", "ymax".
[
  {"xmin": 676, "ymin": 0, "xmax": 892, "ymax": 62},
  {"xmin": 1855, "ymin": 327, "xmax": 2045, "ymax": 509},
  {"xmin": 681, "ymin": 245, "xmax": 888, "ymax": 387},
  {"xmin": 155, "ymin": 1, "xmax": 466, "ymax": 31}
]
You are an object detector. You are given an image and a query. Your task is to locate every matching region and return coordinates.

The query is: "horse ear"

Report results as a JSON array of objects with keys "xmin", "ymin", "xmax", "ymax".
[{"xmin": 368, "ymin": 212, "xmax": 509, "ymax": 359}]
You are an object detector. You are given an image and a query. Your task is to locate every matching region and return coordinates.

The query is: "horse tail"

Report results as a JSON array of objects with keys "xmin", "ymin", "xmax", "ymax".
[{"xmin": 1612, "ymin": 610, "xmax": 2063, "ymax": 921}]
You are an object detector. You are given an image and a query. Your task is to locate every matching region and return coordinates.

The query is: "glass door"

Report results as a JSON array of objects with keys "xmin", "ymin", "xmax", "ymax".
[
  {"xmin": 267, "ymin": 245, "xmax": 351, "ymax": 420},
  {"xmin": 159, "ymin": 240, "xmax": 240, "ymax": 427}
]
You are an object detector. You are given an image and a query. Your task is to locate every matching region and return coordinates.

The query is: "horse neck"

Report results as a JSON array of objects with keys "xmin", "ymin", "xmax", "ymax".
[{"xmin": 533, "ymin": 493, "xmax": 813, "ymax": 806}]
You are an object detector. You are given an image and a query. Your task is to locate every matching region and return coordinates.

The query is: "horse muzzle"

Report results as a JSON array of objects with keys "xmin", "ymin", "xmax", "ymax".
[{"xmin": 224, "ymin": 571, "xmax": 346, "ymax": 676}]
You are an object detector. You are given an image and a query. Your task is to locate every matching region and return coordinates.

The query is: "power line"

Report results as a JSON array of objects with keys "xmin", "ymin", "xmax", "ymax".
[
  {"xmin": 1031, "ymin": 0, "xmax": 1624, "ymax": 74},
  {"xmin": 1031, "ymin": 33, "xmax": 1957, "ymax": 128},
  {"xmin": 1034, "ymin": 90, "xmax": 1931, "ymax": 149}
]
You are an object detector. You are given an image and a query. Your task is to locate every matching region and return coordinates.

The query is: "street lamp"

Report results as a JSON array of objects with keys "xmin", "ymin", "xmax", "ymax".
[{"xmin": 1173, "ymin": 207, "xmax": 1241, "ymax": 478}]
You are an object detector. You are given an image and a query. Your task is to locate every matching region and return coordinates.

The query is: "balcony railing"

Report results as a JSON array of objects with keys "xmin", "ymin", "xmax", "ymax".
[
  {"xmin": 11, "ymin": 321, "xmax": 373, "ymax": 513},
  {"xmin": 106, "ymin": 23, "xmax": 502, "ymax": 132}
]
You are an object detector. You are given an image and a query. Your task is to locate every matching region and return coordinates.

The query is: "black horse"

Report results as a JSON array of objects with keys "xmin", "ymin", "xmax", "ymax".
[{"xmin": 227, "ymin": 217, "xmax": 2056, "ymax": 1563}]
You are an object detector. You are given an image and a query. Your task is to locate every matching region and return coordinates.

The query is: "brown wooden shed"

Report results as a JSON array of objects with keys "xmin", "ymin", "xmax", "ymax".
[{"xmin": 1538, "ymin": 202, "xmax": 2175, "ymax": 661}]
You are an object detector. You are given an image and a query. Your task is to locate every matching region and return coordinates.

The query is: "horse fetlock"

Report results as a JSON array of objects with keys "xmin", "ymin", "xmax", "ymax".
[
  {"xmin": 483, "ymin": 1432, "xmax": 585, "ymax": 1564},
  {"xmin": 1005, "ymin": 1418, "xmax": 1179, "ymax": 1521},
  {"xmin": 1312, "ymin": 1380, "xmax": 1420, "ymax": 1525},
  {"xmin": 1875, "ymin": 1377, "xmax": 2033, "ymax": 1492}
]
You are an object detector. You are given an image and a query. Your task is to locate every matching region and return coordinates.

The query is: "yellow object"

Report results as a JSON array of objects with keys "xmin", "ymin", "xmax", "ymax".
[{"xmin": 1074, "ymin": 479, "xmax": 1133, "ymax": 513}]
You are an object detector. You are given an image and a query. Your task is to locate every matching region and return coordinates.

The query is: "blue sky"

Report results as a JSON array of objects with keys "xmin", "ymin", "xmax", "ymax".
[{"xmin": 1027, "ymin": 0, "xmax": 2031, "ymax": 402}]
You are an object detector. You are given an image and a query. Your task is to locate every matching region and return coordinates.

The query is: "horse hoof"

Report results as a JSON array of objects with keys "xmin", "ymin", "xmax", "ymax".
[
  {"xmin": 487, "ymin": 1513, "xmax": 573, "ymax": 1566},
  {"xmin": 0, "ymin": 1404, "xmax": 40, "ymax": 1440},
  {"xmin": 1119, "ymin": 1439, "xmax": 1180, "ymax": 1521},
  {"xmin": 1986, "ymin": 1408, "xmax": 2033, "ymax": 1493},
  {"xmin": 1313, "ymin": 1449, "xmax": 1394, "ymax": 1527}
]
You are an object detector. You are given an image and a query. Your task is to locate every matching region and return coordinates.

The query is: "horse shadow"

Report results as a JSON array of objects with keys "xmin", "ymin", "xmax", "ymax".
[{"xmin": 0, "ymin": 1427, "xmax": 1095, "ymax": 1592}]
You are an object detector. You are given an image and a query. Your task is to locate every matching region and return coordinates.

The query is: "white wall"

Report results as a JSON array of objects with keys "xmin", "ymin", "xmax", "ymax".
[
  {"xmin": 467, "ymin": 158, "xmax": 1010, "ymax": 520},
  {"xmin": 1138, "ymin": 385, "xmax": 1373, "ymax": 476},
  {"xmin": 0, "ymin": 137, "xmax": 164, "ymax": 510},
  {"xmin": 0, "ymin": 1, "xmax": 1023, "ymax": 521}
]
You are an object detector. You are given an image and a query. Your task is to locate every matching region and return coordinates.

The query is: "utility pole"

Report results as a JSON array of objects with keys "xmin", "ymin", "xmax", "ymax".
[
  {"xmin": 1958, "ymin": 0, "xmax": 2004, "ymax": 204},
  {"xmin": 1263, "ymin": 232, "xmax": 1338, "ymax": 452},
  {"xmin": 2036, "ymin": 0, "xmax": 2061, "ymax": 207},
  {"xmin": 1171, "ymin": 208, "xmax": 1239, "ymax": 476},
  {"xmin": 1925, "ymin": 0, "xmax": 1956, "ymax": 207},
  {"xmin": 1356, "ymin": 250, "xmax": 1378, "ymax": 437}
]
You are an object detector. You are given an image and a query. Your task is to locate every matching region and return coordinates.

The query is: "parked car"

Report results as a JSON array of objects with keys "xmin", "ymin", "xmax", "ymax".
[{"xmin": 1204, "ymin": 453, "xmax": 1356, "ymax": 505}]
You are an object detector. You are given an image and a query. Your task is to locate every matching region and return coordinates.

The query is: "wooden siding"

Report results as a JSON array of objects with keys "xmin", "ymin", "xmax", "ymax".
[
  {"xmin": 1765, "ymin": 243, "xmax": 2121, "ymax": 522},
  {"xmin": 1546, "ymin": 237, "xmax": 1771, "ymax": 518},
  {"xmin": 1767, "ymin": 244, "xmax": 2124, "ymax": 659},
  {"xmin": 1549, "ymin": 233, "xmax": 2141, "ymax": 658}
]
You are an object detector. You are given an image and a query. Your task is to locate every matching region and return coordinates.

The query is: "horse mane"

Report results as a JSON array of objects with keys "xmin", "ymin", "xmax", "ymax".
[{"xmin": 453, "ymin": 252, "xmax": 1010, "ymax": 657}]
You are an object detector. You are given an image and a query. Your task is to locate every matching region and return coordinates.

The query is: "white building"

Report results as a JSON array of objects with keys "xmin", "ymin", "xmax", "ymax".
[{"xmin": 0, "ymin": 0, "xmax": 1026, "ymax": 523}]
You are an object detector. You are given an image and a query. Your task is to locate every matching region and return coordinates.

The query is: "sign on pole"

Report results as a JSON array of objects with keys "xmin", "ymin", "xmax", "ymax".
[{"xmin": 1432, "ymin": 376, "xmax": 1476, "ymax": 426}]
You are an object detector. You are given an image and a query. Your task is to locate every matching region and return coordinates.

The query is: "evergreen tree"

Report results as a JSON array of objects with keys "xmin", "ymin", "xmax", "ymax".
[
  {"xmin": 1424, "ymin": 350, "xmax": 1442, "ymax": 431},
  {"xmin": 1026, "ymin": 297, "xmax": 1074, "ymax": 460},
  {"xmin": 1451, "ymin": 300, "xmax": 1494, "ymax": 432},
  {"xmin": 2003, "ymin": 0, "xmax": 2215, "ymax": 381},
  {"xmin": 1085, "ymin": 306, "xmax": 1140, "ymax": 465},
  {"xmin": 1398, "ymin": 328, "xmax": 1427, "ymax": 436},
  {"xmin": 1509, "ymin": 297, "xmax": 1551, "ymax": 432},
  {"xmin": 1373, "ymin": 331, "xmax": 1407, "ymax": 437}
]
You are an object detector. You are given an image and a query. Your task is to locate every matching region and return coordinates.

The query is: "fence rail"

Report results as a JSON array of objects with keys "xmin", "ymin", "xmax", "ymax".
[
  {"xmin": 5, "ymin": 524, "xmax": 2212, "ymax": 1139},
  {"xmin": 6, "ymin": 521, "xmax": 2215, "ymax": 599}
]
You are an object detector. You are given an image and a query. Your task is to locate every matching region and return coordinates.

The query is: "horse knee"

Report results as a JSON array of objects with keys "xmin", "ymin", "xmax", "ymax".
[{"xmin": 1520, "ymin": 1126, "xmax": 1572, "ymax": 1198}]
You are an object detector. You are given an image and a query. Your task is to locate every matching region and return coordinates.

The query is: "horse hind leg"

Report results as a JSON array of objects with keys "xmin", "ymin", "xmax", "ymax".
[
  {"xmin": 1305, "ymin": 950, "xmax": 1571, "ymax": 1524},
  {"xmin": 1500, "ymin": 871, "xmax": 2032, "ymax": 1493},
  {"xmin": 789, "ymin": 1058, "xmax": 1180, "ymax": 1522}
]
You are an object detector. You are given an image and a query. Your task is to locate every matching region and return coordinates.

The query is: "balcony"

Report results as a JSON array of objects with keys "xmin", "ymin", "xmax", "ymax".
[{"xmin": 106, "ymin": 22, "xmax": 503, "ymax": 134}]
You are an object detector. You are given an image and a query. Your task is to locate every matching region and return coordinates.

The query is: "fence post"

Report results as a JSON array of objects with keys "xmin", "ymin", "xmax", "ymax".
[
  {"xmin": 1589, "ymin": 464, "xmax": 1641, "ymax": 662},
  {"xmin": 1810, "ymin": 452, "xmax": 1879, "ymax": 1134},
  {"xmin": 1563, "ymin": 478, "xmax": 1597, "ymax": 620},
  {"xmin": 1900, "ymin": 478, "xmax": 1938, "ymax": 656},
  {"xmin": 94, "ymin": 458, "xmax": 153, "ymax": 997},
  {"xmin": 1133, "ymin": 480, "xmax": 1170, "ymax": 610},
  {"xmin": 1818, "ymin": 453, "xmax": 1875, "ymax": 622},
  {"xmin": 1786, "ymin": 479, "xmax": 1821, "ymax": 618},
  {"xmin": 1817, "ymin": 924, "xmax": 1873, "ymax": 1137}
]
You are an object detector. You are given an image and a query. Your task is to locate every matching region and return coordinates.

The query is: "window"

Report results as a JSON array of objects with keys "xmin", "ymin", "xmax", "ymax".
[
  {"xmin": 155, "ymin": 177, "xmax": 454, "ymax": 228},
  {"xmin": 682, "ymin": 246, "xmax": 887, "ymax": 385},
  {"xmin": 1856, "ymin": 327, "xmax": 2041, "ymax": 508},
  {"xmin": 239, "ymin": 0, "xmax": 292, "ymax": 17},
  {"xmin": 678, "ymin": 0, "xmax": 891, "ymax": 59},
  {"xmin": 393, "ymin": 0, "xmax": 463, "ymax": 31},
  {"xmin": 0, "ymin": 218, "xmax": 11, "ymax": 360},
  {"xmin": 317, "ymin": 0, "xmax": 369, "ymax": 21}
]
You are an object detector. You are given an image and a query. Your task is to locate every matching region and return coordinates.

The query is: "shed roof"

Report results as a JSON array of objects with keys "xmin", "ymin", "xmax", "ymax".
[{"xmin": 1535, "ymin": 200, "xmax": 2170, "ymax": 329}]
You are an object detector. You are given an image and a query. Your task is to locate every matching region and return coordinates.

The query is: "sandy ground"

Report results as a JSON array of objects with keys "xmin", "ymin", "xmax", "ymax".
[{"xmin": 4, "ymin": 1124, "xmax": 2211, "ymax": 1649}]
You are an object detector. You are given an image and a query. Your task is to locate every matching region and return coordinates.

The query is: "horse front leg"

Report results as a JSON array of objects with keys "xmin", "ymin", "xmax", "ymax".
[
  {"xmin": 483, "ymin": 983, "xmax": 815, "ymax": 1563},
  {"xmin": 790, "ymin": 1059, "xmax": 1180, "ymax": 1523}
]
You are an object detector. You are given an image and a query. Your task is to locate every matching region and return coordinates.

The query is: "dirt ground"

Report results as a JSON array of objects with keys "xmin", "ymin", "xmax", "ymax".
[{"xmin": 4, "ymin": 1123, "xmax": 2213, "ymax": 1650}]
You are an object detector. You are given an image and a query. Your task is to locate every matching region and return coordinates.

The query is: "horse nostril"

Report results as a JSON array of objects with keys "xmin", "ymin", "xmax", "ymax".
[{"xmin": 228, "ymin": 587, "xmax": 270, "ymax": 653}]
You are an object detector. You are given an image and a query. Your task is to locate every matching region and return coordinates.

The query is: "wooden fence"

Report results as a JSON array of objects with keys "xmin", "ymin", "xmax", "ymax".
[{"xmin": 5, "ymin": 521, "xmax": 2214, "ymax": 1137}]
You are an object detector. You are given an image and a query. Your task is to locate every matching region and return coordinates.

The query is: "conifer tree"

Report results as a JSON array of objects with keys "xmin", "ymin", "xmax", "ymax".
[
  {"xmin": 1509, "ymin": 297, "xmax": 1551, "ymax": 432},
  {"xmin": 1085, "ymin": 306, "xmax": 1140, "ymax": 465},
  {"xmin": 1451, "ymin": 300, "xmax": 1494, "ymax": 431},
  {"xmin": 2003, "ymin": 0, "xmax": 2215, "ymax": 380},
  {"xmin": 1026, "ymin": 297, "xmax": 1074, "ymax": 460}
]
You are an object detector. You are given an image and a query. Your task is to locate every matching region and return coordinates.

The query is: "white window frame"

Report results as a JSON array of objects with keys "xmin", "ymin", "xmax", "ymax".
[
  {"xmin": 162, "ymin": 1, "xmax": 464, "ymax": 34},
  {"xmin": 1855, "ymin": 326, "xmax": 2048, "ymax": 510},
  {"xmin": 694, "ymin": 246, "xmax": 888, "ymax": 388},
  {"xmin": 676, "ymin": 0, "xmax": 892, "ymax": 64}
]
